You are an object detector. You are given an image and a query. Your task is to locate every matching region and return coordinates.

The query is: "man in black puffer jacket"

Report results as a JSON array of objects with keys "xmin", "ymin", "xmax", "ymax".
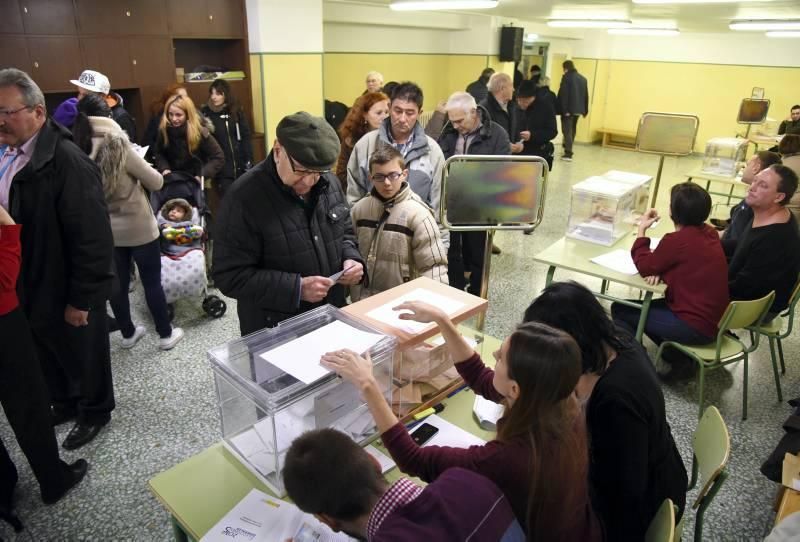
[
  {"xmin": 438, "ymin": 92, "xmax": 510, "ymax": 295},
  {"xmin": 212, "ymin": 112, "xmax": 366, "ymax": 335}
]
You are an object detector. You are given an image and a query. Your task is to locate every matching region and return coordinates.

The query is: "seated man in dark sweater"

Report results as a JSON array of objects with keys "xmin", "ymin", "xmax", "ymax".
[
  {"xmin": 723, "ymin": 164, "xmax": 800, "ymax": 321},
  {"xmin": 718, "ymin": 150, "xmax": 781, "ymax": 239},
  {"xmin": 283, "ymin": 428, "xmax": 525, "ymax": 542}
]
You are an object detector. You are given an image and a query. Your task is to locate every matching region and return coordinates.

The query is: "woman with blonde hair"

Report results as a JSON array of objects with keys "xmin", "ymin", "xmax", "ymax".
[
  {"xmin": 335, "ymin": 91, "xmax": 389, "ymax": 188},
  {"xmin": 154, "ymin": 94, "xmax": 224, "ymax": 184}
]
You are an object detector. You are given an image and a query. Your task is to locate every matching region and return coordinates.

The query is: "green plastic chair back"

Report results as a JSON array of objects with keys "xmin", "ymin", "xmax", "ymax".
[
  {"xmin": 719, "ymin": 291, "xmax": 775, "ymax": 332},
  {"xmin": 692, "ymin": 406, "xmax": 730, "ymax": 509},
  {"xmin": 645, "ymin": 498, "xmax": 675, "ymax": 542}
]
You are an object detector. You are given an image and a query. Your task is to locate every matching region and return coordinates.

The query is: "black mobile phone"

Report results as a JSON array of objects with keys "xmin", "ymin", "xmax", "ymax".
[{"xmin": 410, "ymin": 423, "xmax": 439, "ymax": 446}]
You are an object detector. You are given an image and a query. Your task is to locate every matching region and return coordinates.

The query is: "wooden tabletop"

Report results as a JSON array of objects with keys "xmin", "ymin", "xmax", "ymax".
[{"xmin": 343, "ymin": 277, "xmax": 489, "ymax": 350}]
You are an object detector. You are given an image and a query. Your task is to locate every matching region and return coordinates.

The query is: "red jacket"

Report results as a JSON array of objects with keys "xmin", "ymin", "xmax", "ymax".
[
  {"xmin": 0, "ymin": 224, "xmax": 21, "ymax": 316},
  {"xmin": 632, "ymin": 224, "xmax": 729, "ymax": 338}
]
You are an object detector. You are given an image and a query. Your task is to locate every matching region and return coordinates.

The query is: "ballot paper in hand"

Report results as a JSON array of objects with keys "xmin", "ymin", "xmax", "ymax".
[
  {"xmin": 366, "ymin": 288, "xmax": 465, "ymax": 334},
  {"xmin": 259, "ymin": 320, "xmax": 383, "ymax": 384},
  {"xmin": 199, "ymin": 488, "xmax": 354, "ymax": 542}
]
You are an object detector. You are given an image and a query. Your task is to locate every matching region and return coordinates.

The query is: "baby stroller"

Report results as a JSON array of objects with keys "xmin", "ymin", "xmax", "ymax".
[{"xmin": 150, "ymin": 171, "xmax": 226, "ymax": 319}]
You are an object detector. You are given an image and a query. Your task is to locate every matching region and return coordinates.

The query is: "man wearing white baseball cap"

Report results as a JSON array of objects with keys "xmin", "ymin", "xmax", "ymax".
[{"xmin": 70, "ymin": 69, "xmax": 136, "ymax": 141}]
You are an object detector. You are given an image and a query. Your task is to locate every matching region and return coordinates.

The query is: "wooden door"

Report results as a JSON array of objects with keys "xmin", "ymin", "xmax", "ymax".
[
  {"xmin": 75, "ymin": 0, "xmax": 121, "ymax": 35},
  {"xmin": 124, "ymin": 0, "xmax": 168, "ymax": 35},
  {"xmin": 167, "ymin": 0, "xmax": 208, "ymax": 36},
  {"xmin": 208, "ymin": 0, "xmax": 243, "ymax": 37},
  {"xmin": 0, "ymin": 37, "xmax": 30, "ymax": 71},
  {"xmin": 80, "ymin": 38, "xmax": 134, "ymax": 89},
  {"xmin": 27, "ymin": 37, "xmax": 82, "ymax": 91},
  {"xmin": 0, "ymin": 0, "xmax": 25, "ymax": 34},
  {"xmin": 129, "ymin": 37, "xmax": 174, "ymax": 86},
  {"xmin": 19, "ymin": 0, "xmax": 77, "ymax": 35}
]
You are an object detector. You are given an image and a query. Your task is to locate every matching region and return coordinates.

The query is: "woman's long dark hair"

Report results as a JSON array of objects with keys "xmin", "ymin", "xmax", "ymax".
[
  {"xmin": 72, "ymin": 93, "xmax": 111, "ymax": 156},
  {"xmin": 524, "ymin": 281, "xmax": 627, "ymax": 375},
  {"xmin": 208, "ymin": 79, "xmax": 240, "ymax": 116},
  {"xmin": 495, "ymin": 322, "xmax": 590, "ymax": 541}
]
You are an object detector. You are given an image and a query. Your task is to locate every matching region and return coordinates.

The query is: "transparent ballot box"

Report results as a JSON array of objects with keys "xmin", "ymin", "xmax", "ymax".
[
  {"xmin": 701, "ymin": 138, "xmax": 748, "ymax": 177},
  {"xmin": 208, "ymin": 305, "xmax": 396, "ymax": 496},
  {"xmin": 567, "ymin": 173, "xmax": 651, "ymax": 246}
]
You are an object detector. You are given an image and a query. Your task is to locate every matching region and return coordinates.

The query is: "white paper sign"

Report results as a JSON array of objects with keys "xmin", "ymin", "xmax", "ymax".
[
  {"xmin": 366, "ymin": 288, "xmax": 465, "ymax": 334},
  {"xmin": 259, "ymin": 320, "xmax": 383, "ymax": 385}
]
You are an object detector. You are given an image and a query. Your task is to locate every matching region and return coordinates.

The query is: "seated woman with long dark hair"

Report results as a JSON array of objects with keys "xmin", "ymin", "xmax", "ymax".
[
  {"xmin": 610, "ymin": 182, "xmax": 729, "ymax": 381},
  {"xmin": 153, "ymin": 94, "xmax": 224, "ymax": 184},
  {"xmin": 525, "ymin": 281, "xmax": 688, "ymax": 542},
  {"xmin": 321, "ymin": 301, "xmax": 600, "ymax": 539}
]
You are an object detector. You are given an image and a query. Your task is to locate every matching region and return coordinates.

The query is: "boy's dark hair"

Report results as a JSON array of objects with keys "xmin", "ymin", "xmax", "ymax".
[
  {"xmin": 390, "ymin": 82, "xmax": 424, "ymax": 110},
  {"xmin": 772, "ymin": 164, "xmax": 799, "ymax": 206},
  {"xmin": 283, "ymin": 429, "xmax": 386, "ymax": 521},
  {"xmin": 669, "ymin": 182, "xmax": 712, "ymax": 226},
  {"xmin": 368, "ymin": 144, "xmax": 405, "ymax": 173},
  {"xmin": 563, "ymin": 60, "xmax": 575, "ymax": 71},
  {"xmin": 791, "ymin": 105, "xmax": 800, "ymax": 111},
  {"xmin": 530, "ymin": 65, "xmax": 541, "ymax": 73}
]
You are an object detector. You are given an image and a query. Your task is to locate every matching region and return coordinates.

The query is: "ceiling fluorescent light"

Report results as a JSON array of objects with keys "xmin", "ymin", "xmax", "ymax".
[
  {"xmin": 609, "ymin": 28, "xmax": 680, "ymax": 36},
  {"xmin": 390, "ymin": 0, "xmax": 498, "ymax": 10},
  {"xmin": 729, "ymin": 20, "xmax": 800, "ymax": 31},
  {"xmin": 767, "ymin": 31, "xmax": 800, "ymax": 38},
  {"xmin": 524, "ymin": 33, "xmax": 539, "ymax": 42},
  {"xmin": 548, "ymin": 19, "xmax": 632, "ymax": 29},
  {"xmin": 633, "ymin": 0, "xmax": 741, "ymax": 4}
]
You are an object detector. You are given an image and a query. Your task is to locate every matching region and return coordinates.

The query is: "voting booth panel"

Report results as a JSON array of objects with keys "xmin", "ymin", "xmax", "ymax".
[{"xmin": 208, "ymin": 305, "xmax": 396, "ymax": 496}]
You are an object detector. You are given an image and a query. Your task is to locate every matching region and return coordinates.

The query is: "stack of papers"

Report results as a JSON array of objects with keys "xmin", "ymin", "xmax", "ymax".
[
  {"xmin": 200, "ymin": 488, "xmax": 354, "ymax": 542},
  {"xmin": 590, "ymin": 238, "xmax": 661, "ymax": 275},
  {"xmin": 366, "ymin": 288, "xmax": 465, "ymax": 334}
]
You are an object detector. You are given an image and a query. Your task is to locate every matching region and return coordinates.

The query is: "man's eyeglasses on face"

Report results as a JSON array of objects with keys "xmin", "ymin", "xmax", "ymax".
[
  {"xmin": 370, "ymin": 171, "xmax": 403, "ymax": 183},
  {"xmin": 287, "ymin": 153, "xmax": 330, "ymax": 177},
  {"xmin": 0, "ymin": 106, "xmax": 31, "ymax": 120}
]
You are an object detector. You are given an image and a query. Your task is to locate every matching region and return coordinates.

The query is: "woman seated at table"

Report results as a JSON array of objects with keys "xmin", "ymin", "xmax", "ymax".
[
  {"xmin": 524, "ymin": 281, "xmax": 688, "ymax": 542},
  {"xmin": 321, "ymin": 302, "xmax": 601, "ymax": 539},
  {"xmin": 610, "ymin": 182, "xmax": 729, "ymax": 381}
]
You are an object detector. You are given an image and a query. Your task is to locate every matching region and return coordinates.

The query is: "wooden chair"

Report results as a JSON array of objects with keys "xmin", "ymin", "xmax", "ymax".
[
  {"xmin": 748, "ymin": 276, "xmax": 800, "ymax": 379},
  {"xmin": 679, "ymin": 406, "xmax": 731, "ymax": 542},
  {"xmin": 655, "ymin": 291, "xmax": 776, "ymax": 419},
  {"xmin": 645, "ymin": 498, "xmax": 675, "ymax": 542}
]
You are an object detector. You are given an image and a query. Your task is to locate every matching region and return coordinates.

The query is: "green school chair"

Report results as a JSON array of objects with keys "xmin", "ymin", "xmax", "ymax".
[
  {"xmin": 645, "ymin": 498, "xmax": 675, "ymax": 542},
  {"xmin": 747, "ymin": 276, "xmax": 800, "ymax": 379}
]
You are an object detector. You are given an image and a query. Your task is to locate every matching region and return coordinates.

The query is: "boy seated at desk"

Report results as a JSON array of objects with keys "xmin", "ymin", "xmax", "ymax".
[
  {"xmin": 283, "ymin": 428, "xmax": 525, "ymax": 541},
  {"xmin": 350, "ymin": 145, "xmax": 448, "ymax": 301}
]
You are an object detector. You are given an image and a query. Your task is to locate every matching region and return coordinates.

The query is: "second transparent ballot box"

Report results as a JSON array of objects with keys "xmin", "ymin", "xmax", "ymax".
[
  {"xmin": 701, "ymin": 137, "xmax": 748, "ymax": 177},
  {"xmin": 208, "ymin": 305, "xmax": 396, "ymax": 496},
  {"xmin": 567, "ymin": 173, "xmax": 651, "ymax": 246}
]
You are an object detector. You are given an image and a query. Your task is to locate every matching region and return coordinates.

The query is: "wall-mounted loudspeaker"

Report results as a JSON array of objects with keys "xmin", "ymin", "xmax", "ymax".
[{"xmin": 499, "ymin": 27, "xmax": 524, "ymax": 63}]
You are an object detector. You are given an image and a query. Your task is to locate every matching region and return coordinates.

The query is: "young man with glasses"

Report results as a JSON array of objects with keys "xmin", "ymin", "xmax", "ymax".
[
  {"xmin": 349, "ymin": 145, "xmax": 448, "ymax": 301},
  {"xmin": 212, "ymin": 112, "xmax": 366, "ymax": 335}
]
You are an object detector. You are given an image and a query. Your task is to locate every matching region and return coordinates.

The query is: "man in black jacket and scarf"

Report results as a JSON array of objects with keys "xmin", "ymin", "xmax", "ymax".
[
  {"xmin": 516, "ymin": 80, "xmax": 558, "ymax": 170},
  {"xmin": 0, "ymin": 68, "xmax": 115, "ymax": 451},
  {"xmin": 213, "ymin": 112, "xmax": 365, "ymax": 335},
  {"xmin": 438, "ymin": 92, "xmax": 510, "ymax": 295}
]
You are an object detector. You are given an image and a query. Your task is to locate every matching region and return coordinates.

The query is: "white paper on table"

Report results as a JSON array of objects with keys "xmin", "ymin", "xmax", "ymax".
[
  {"xmin": 421, "ymin": 414, "xmax": 486, "ymax": 448},
  {"xmin": 259, "ymin": 320, "xmax": 383, "ymax": 385},
  {"xmin": 200, "ymin": 488, "xmax": 354, "ymax": 542},
  {"xmin": 365, "ymin": 445, "xmax": 396, "ymax": 473},
  {"xmin": 591, "ymin": 238, "xmax": 661, "ymax": 276},
  {"xmin": 366, "ymin": 288, "xmax": 465, "ymax": 334}
]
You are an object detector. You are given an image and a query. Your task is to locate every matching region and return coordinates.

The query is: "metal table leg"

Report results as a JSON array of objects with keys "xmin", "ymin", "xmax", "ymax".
[{"xmin": 635, "ymin": 292, "xmax": 654, "ymax": 343}]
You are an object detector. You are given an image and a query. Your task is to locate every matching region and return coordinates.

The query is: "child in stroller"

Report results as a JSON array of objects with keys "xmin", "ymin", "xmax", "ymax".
[{"xmin": 150, "ymin": 173, "xmax": 226, "ymax": 318}]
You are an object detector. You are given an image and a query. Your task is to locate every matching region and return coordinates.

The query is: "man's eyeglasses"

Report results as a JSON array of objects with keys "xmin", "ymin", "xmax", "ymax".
[
  {"xmin": 370, "ymin": 171, "xmax": 403, "ymax": 183},
  {"xmin": 287, "ymin": 154, "xmax": 330, "ymax": 177},
  {"xmin": 0, "ymin": 106, "xmax": 31, "ymax": 120}
]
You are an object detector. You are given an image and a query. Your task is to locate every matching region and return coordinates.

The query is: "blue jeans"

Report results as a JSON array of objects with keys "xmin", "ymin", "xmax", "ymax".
[
  {"xmin": 109, "ymin": 239, "xmax": 172, "ymax": 339},
  {"xmin": 611, "ymin": 298, "xmax": 713, "ymax": 348}
]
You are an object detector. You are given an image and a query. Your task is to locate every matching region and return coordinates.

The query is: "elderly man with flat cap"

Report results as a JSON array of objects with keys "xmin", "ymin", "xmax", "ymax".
[{"xmin": 212, "ymin": 112, "xmax": 365, "ymax": 335}]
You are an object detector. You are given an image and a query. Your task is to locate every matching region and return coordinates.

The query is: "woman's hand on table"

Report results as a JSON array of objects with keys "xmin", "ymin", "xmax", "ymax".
[
  {"xmin": 321, "ymin": 349, "xmax": 375, "ymax": 391},
  {"xmin": 643, "ymin": 275, "xmax": 661, "ymax": 286},
  {"xmin": 393, "ymin": 300, "xmax": 447, "ymax": 324}
]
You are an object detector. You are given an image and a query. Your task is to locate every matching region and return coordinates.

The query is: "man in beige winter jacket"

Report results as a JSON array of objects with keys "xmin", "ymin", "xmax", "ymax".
[{"xmin": 350, "ymin": 145, "xmax": 447, "ymax": 300}]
